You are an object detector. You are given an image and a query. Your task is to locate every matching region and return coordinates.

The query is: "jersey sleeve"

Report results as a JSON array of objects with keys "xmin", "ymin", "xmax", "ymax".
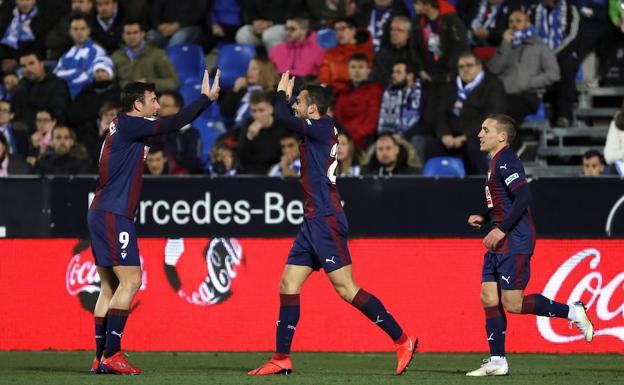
[
  {"xmin": 119, "ymin": 95, "xmax": 211, "ymax": 141},
  {"xmin": 498, "ymin": 157, "xmax": 527, "ymax": 192},
  {"xmin": 274, "ymin": 91, "xmax": 333, "ymax": 142}
]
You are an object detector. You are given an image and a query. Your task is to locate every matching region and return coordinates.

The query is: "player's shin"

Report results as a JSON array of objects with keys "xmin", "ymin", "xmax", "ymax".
[
  {"xmin": 103, "ymin": 309, "xmax": 129, "ymax": 358},
  {"xmin": 520, "ymin": 294, "xmax": 569, "ymax": 318},
  {"xmin": 484, "ymin": 304, "xmax": 507, "ymax": 357},
  {"xmin": 351, "ymin": 289, "xmax": 403, "ymax": 342},
  {"xmin": 275, "ymin": 294, "xmax": 300, "ymax": 358},
  {"xmin": 94, "ymin": 317, "xmax": 107, "ymax": 361}
]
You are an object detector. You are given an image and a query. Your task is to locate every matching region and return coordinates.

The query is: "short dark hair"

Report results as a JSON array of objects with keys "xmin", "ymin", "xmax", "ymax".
[
  {"xmin": 303, "ymin": 85, "xmax": 331, "ymax": 115},
  {"xmin": 36, "ymin": 108, "xmax": 56, "ymax": 121},
  {"xmin": 159, "ymin": 90, "xmax": 184, "ymax": 109},
  {"xmin": 98, "ymin": 101, "xmax": 121, "ymax": 117},
  {"xmin": 393, "ymin": 60, "xmax": 417, "ymax": 75},
  {"xmin": 333, "ymin": 18, "xmax": 356, "ymax": 29},
  {"xmin": 348, "ymin": 52, "xmax": 370, "ymax": 66},
  {"xmin": 52, "ymin": 125, "xmax": 76, "ymax": 140},
  {"xmin": 17, "ymin": 46, "xmax": 44, "ymax": 62},
  {"xmin": 69, "ymin": 12, "xmax": 90, "ymax": 25},
  {"xmin": 121, "ymin": 82, "xmax": 156, "ymax": 112},
  {"xmin": 281, "ymin": 132, "xmax": 302, "ymax": 142},
  {"xmin": 415, "ymin": 0, "xmax": 439, "ymax": 8},
  {"xmin": 583, "ymin": 150, "xmax": 606, "ymax": 165},
  {"xmin": 249, "ymin": 90, "xmax": 273, "ymax": 105},
  {"xmin": 487, "ymin": 113, "xmax": 517, "ymax": 143},
  {"xmin": 377, "ymin": 131, "xmax": 399, "ymax": 145},
  {"xmin": 148, "ymin": 146, "xmax": 166, "ymax": 156},
  {"xmin": 123, "ymin": 19, "xmax": 146, "ymax": 31},
  {"xmin": 458, "ymin": 51, "xmax": 482, "ymax": 66}
]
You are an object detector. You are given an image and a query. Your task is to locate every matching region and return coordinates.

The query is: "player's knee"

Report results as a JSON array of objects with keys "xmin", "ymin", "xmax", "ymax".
[
  {"xmin": 480, "ymin": 292, "xmax": 499, "ymax": 307},
  {"xmin": 334, "ymin": 284, "xmax": 357, "ymax": 302},
  {"xmin": 279, "ymin": 277, "xmax": 300, "ymax": 295},
  {"xmin": 120, "ymin": 273, "xmax": 142, "ymax": 293},
  {"xmin": 501, "ymin": 298, "xmax": 523, "ymax": 314}
]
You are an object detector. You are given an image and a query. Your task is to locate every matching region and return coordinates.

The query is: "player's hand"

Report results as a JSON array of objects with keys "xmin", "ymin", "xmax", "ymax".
[
  {"xmin": 483, "ymin": 227, "xmax": 506, "ymax": 250},
  {"xmin": 468, "ymin": 215, "xmax": 485, "ymax": 230},
  {"xmin": 202, "ymin": 69, "xmax": 221, "ymax": 101},
  {"xmin": 278, "ymin": 71, "xmax": 295, "ymax": 99}
]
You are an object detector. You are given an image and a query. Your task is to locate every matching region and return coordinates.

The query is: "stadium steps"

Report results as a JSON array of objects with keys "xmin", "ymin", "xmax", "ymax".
[{"xmin": 524, "ymin": 163, "xmax": 580, "ymax": 177}]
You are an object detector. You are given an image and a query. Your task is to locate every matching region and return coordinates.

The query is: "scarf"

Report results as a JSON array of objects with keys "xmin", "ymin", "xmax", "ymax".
[
  {"xmin": 1, "ymin": 6, "xmax": 38, "ymax": 49},
  {"xmin": 535, "ymin": 0, "xmax": 567, "ymax": 49},
  {"xmin": 97, "ymin": 10, "xmax": 118, "ymax": 32},
  {"xmin": 378, "ymin": 80, "xmax": 423, "ymax": 134},
  {"xmin": 469, "ymin": 0, "xmax": 502, "ymax": 45},
  {"xmin": 54, "ymin": 38, "xmax": 105, "ymax": 97},
  {"xmin": 511, "ymin": 27, "xmax": 534, "ymax": 46},
  {"xmin": 0, "ymin": 124, "xmax": 17, "ymax": 154},
  {"xmin": 125, "ymin": 40, "xmax": 146, "ymax": 61},
  {"xmin": 454, "ymin": 71, "xmax": 485, "ymax": 116},
  {"xmin": 369, "ymin": 5, "xmax": 392, "ymax": 52},
  {"xmin": 235, "ymin": 85, "xmax": 262, "ymax": 125}
]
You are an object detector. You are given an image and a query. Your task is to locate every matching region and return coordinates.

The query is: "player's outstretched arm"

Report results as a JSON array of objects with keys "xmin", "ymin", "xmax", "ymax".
[{"xmin": 274, "ymin": 71, "xmax": 304, "ymax": 135}]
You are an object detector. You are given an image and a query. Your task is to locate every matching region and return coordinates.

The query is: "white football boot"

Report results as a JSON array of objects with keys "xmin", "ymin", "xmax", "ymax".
[
  {"xmin": 466, "ymin": 357, "xmax": 509, "ymax": 376},
  {"xmin": 569, "ymin": 301, "xmax": 594, "ymax": 342}
]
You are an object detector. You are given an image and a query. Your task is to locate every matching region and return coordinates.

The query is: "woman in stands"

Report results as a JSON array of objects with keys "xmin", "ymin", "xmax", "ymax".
[
  {"xmin": 220, "ymin": 56, "xmax": 279, "ymax": 128},
  {"xmin": 604, "ymin": 100, "xmax": 624, "ymax": 175}
]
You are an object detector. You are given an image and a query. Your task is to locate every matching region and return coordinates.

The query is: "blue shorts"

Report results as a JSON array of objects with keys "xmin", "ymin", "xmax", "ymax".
[
  {"xmin": 287, "ymin": 213, "xmax": 352, "ymax": 273},
  {"xmin": 481, "ymin": 252, "xmax": 531, "ymax": 290},
  {"xmin": 87, "ymin": 209, "xmax": 140, "ymax": 267}
]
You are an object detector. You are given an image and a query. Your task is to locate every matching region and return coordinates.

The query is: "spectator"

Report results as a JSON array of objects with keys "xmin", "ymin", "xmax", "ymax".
[
  {"xmin": 465, "ymin": 0, "xmax": 513, "ymax": 50},
  {"xmin": 35, "ymin": 125, "xmax": 91, "ymax": 174},
  {"xmin": 26, "ymin": 109, "xmax": 56, "ymax": 166},
  {"xmin": 91, "ymin": 0, "xmax": 125, "ymax": 54},
  {"xmin": 144, "ymin": 146, "xmax": 169, "ymax": 175},
  {"xmin": 487, "ymin": 9, "xmax": 560, "ymax": 123},
  {"xmin": 268, "ymin": 132, "xmax": 301, "ymax": 177},
  {"xmin": 597, "ymin": 9, "xmax": 624, "ymax": 86},
  {"xmin": 220, "ymin": 56, "xmax": 279, "ymax": 127},
  {"xmin": 148, "ymin": 0, "xmax": 206, "ymax": 48},
  {"xmin": 67, "ymin": 56, "xmax": 120, "ymax": 160},
  {"xmin": 12, "ymin": 49, "xmax": 71, "ymax": 132},
  {"xmin": 236, "ymin": 0, "xmax": 303, "ymax": 53},
  {"xmin": 581, "ymin": 149, "xmax": 606, "ymax": 176},
  {"xmin": 576, "ymin": 0, "xmax": 612, "ymax": 65},
  {"xmin": 209, "ymin": 142, "xmax": 238, "ymax": 176},
  {"xmin": 112, "ymin": 20, "xmax": 179, "ymax": 92},
  {"xmin": 54, "ymin": 13, "xmax": 108, "ymax": 98},
  {"xmin": 372, "ymin": 15, "xmax": 420, "ymax": 87},
  {"xmin": 306, "ymin": 0, "xmax": 358, "ymax": 29},
  {"xmin": 354, "ymin": 0, "xmax": 410, "ymax": 53},
  {"xmin": 155, "ymin": 90, "xmax": 203, "ymax": 174},
  {"xmin": 434, "ymin": 52, "xmax": 507, "ymax": 174},
  {"xmin": 237, "ymin": 91, "xmax": 285, "ymax": 174},
  {"xmin": 0, "ymin": 132, "xmax": 30, "ymax": 176},
  {"xmin": 319, "ymin": 17, "xmax": 374, "ymax": 95},
  {"xmin": 531, "ymin": 0, "xmax": 580, "ymax": 127},
  {"xmin": 1, "ymin": 72, "xmax": 19, "ymax": 101},
  {"xmin": 334, "ymin": 53, "xmax": 384, "ymax": 148},
  {"xmin": 0, "ymin": 0, "xmax": 52, "ymax": 70},
  {"xmin": 413, "ymin": 0, "xmax": 468, "ymax": 83},
  {"xmin": 46, "ymin": 0, "xmax": 96, "ymax": 60},
  {"xmin": 604, "ymin": 102, "xmax": 624, "ymax": 175},
  {"xmin": 336, "ymin": 130, "xmax": 362, "ymax": 176},
  {"xmin": 377, "ymin": 60, "xmax": 435, "ymax": 163},
  {"xmin": 0, "ymin": 100, "xmax": 18, "ymax": 154},
  {"xmin": 204, "ymin": 0, "xmax": 241, "ymax": 52},
  {"xmin": 269, "ymin": 18, "xmax": 325, "ymax": 77},
  {"xmin": 364, "ymin": 131, "xmax": 417, "ymax": 175}
]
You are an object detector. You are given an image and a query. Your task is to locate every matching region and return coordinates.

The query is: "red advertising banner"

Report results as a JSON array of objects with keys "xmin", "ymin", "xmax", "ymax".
[{"xmin": 0, "ymin": 238, "xmax": 622, "ymax": 353}]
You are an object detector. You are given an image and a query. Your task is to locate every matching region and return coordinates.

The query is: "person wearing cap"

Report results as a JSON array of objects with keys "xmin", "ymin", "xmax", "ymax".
[
  {"xmin": 54, "ymin": 12, "xmax": 109, "ymax": 98},
  {"xmin": 68, "ymin": 55, "xmax": 120, "ymax": 162}
]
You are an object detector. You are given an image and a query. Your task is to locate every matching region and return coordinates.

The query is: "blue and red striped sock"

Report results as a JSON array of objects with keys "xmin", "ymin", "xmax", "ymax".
[
  {"xmin": 95, "ymin": 316, "xmax": 107, "ymax": 360},
  {"xmin": 521, "ymin": 294, "xmax": 569, "ymax": 318},
  {"xmin": 103, "ymin": 308, "xmax": 129, "ymax": 358},
  {"xmin": 275, "ymin": 294, "xmax": 300, "ymax": 357},
  {"xmin": 484, "ymin": 305, "xmax": 507, "ymax": 357},
  {"xmin": 351, "ymin": 289, "xmax": 403, "ymax": 342}
]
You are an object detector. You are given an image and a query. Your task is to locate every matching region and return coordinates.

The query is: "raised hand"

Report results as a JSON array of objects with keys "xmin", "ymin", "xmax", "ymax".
[
  {"xmin": 277, "ymin": 71, "xmax": 295, "ymax": 100},
  {"xmin": 202, "ymin": 69, "xmax": 221, "ymax": 101}
]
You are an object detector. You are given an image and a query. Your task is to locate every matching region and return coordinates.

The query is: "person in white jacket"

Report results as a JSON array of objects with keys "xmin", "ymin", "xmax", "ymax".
[{"xmin": 604, "ymin": 102, "xmax": 624, "ymax": 175}]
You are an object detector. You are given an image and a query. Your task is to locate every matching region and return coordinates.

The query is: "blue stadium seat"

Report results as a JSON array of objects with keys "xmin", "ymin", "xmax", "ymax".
[
  {"xmin": 423, "ymin": 157, "xmax": 466, "ymax": 177},
  {"xmin": 524, "ymin": 101, "xmax": 546, "ymax": 122},
  {"xmin": 215, "ymin": 44, "xmax": 256, "ymax": 88},
  {"xmin": 317, "ymin": 28, "xmax": 337, "ymax": 49},
  {"xmin": 166, "ymin": 44, "xmax": 206, "ymax": 85},
  {"xmin": 193, "ymin": 113, "xmax": 226, "ymax": 167}
]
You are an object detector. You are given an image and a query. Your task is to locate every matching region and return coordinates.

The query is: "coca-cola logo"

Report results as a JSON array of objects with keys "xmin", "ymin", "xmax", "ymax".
[
  {"xmin": 66, "ymin": 239, "xmax": 147, "ymax": 313},
  {"xmin": 164, "ymin": 238, "xmax": 244, "ymax": 306},
  {"xmin": 538, "ymin": 248, "xmax": 624, "ymax": 343}
]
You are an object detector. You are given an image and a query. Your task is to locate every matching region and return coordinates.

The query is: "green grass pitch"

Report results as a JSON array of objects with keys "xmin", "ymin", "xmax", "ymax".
[{"xmin": 1, "ymin": 352, "xmax": 622, "ymax": 385}]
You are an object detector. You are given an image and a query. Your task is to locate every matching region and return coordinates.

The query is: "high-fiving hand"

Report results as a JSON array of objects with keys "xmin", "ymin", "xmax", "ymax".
[
  {"xmin": 277, "ymin": 71, "xmax": 295, "ymax": 100},
  {"xmin": 202, "ymin": 69, "xmax": 221, "ymax": 101}
]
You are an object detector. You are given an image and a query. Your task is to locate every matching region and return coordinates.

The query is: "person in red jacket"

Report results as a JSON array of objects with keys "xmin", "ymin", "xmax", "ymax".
[
  {"xmin": 334, "ymin": 53, "xmax": 383, "ymax": 148},
  {"xmin": 318, "ymin": 18, "xmax": 373, "ymax": 95}
]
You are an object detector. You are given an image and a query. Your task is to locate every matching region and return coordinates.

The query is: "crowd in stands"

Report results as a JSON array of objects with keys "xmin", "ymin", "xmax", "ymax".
[{"xmin": 1, "ymin": 0, "xmax": 623, "ymax": 178}]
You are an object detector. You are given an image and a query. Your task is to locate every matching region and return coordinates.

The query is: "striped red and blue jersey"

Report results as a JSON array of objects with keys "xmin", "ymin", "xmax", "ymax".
[
  {"xmin": 90, "ymin": 95, "xmax": 210, "ymax": 218},
  {"xmin": 274, "ymin": 91, "xmax": 343, "ymax": 219},
  {"xmin": 485, "ymin": 145, "xmax": 536, "ymax": 254}
]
